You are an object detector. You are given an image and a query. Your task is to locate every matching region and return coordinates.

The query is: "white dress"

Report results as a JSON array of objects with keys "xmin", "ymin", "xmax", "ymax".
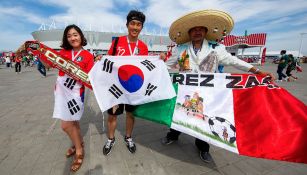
[{"xmin": 52, "ymin": 74, "xmax": 85, "ymax": 121}]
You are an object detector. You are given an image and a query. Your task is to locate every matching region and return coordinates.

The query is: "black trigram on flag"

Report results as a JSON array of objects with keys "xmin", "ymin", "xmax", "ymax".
[
  {"xmin": 64, "ymin": 78, "xmax": 77, "ymax": 90},
  {"xmin": 141, "ymin": 60, "xmax": 155, "ymax": 71},
  {"xmin": 109, "ymin": 84, "xmax": 123, "ymax": 99},
  {"xmin": 145, "ymin": 83, "xmax": 157, "ymax": 96},
  {"xmin": 67, "ymin": 99, "xmax": 80, "ymax": 115},
  {"xmin": 102, "ymin": 59, "xmax": 114, "ymax": 73}
]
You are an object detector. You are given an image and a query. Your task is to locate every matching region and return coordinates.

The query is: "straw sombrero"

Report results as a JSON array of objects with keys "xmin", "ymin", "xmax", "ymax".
[{"xmin": 169, "ymin": 9, "xmax": 234, "ymax": 44}]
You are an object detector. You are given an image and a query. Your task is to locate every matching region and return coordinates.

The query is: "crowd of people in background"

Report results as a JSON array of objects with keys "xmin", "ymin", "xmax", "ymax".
[
  {"xmin": 0, "ymin": 53, "xmax": 49, "ymax": 76},
  {"xmin": 1, "ymin": 54, "xmax": 36, "ymax": 67},
  {"xmin": 1, "ymin": 48, "xmax": 303, "ymax": 83}
]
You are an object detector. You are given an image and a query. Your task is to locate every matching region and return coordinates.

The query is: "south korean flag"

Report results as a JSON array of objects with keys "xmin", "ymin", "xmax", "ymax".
[
  {"xmin": 53, "ymin": 74, "xmax": 84, "ymax": 121},
  {"xmin": 89, "ymin": 56, "xmax": 176, "ymax": 112}
]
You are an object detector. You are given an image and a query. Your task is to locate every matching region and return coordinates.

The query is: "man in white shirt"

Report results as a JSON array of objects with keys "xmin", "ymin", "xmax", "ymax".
[{"xmin": 161, "ymin": 9, "xmax": 274, "ymax": 163}]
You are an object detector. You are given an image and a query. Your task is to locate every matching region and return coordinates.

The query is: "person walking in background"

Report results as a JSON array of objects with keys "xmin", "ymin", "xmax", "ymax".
[
  {"xmin": 37, "ymin": 55, "xmax": 46, "ymax": 77},
  {"xmin": 5, "ymin": 56, "xmax": 11, "ymax": 68},
  {"xmin": 15, "ymin": 55, "xmax": 22, "ymax": 74},
  {"xmin": 26, "ymin": 55, "xmax": 31, "ymax": 67},
  {"xmin": 22, "ymin": 55, "xmax": 27, "ymax": 66},
  {"xmin": 285, "ymin": 54, "xmax": 298, "ymax": 81},
  {"xmin": 276, "ymin": 50, "xmax": 289, "ymax": 82}
]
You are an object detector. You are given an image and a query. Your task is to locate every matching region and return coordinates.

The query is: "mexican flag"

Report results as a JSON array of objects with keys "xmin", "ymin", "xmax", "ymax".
[{"xmin": 134, "ymin": 73, "xmax": 307, "ymax": 164}]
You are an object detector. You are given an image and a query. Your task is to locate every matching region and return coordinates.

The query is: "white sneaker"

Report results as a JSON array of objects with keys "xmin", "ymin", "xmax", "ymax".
[
  {"xmin": 124, "ymin": 136, "xmax": 136, "ymax": 153},
  {"xmin": 103, "ymin": 138, "xmax": 115, "ymax": 155}
]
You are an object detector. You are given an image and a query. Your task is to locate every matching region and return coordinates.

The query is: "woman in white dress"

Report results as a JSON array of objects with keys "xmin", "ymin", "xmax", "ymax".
[{"xmin": 53, "ymin": 24, "xmax": 94, "ymax": 172}]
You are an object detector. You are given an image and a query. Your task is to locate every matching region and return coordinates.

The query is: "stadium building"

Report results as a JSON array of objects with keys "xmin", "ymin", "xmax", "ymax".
[{"xmin": 31, "ymin": 29, "xmax": 172, "ymax": 55}]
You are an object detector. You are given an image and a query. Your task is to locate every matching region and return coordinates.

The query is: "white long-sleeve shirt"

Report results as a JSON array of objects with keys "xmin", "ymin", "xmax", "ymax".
[{"xmin": 166, "ymin": 39, "xmax": 253, "ymax": 73}]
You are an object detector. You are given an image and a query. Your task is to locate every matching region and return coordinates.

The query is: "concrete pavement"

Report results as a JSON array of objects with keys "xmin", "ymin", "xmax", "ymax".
[{"xmin": 0, "ymin": 63, "xmax": 306, "ymax": 175}]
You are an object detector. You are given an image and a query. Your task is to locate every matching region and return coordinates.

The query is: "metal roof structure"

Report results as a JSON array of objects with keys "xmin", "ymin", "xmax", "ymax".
[{"xmin": 31, "ymin": 30, "xmax": 172, "ymax": 53}]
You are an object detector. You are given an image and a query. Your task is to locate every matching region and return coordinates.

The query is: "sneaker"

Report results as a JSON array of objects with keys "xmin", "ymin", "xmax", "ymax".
[
  {"xmin": 161, "ymin": 136, "xmax": 176, "ymax": 145},
  {"xmin": 199, "ymin": 151, "xmax": 213, "ymax": 163},
  {"xmin": 124, "ymin": 136, "xmax": 136, "ymax": 153},
  {"xmin": 103, "ymin": 138, "xmax": 115, "ymax": 155}
]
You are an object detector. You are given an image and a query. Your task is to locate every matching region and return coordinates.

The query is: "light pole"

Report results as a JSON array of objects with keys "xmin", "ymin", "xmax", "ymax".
[{"xmin": 298, "ymin": 33, "xmax": 307, "ymax": 58}]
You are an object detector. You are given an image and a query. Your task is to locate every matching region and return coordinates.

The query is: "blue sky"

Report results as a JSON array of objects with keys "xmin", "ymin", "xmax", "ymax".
[{"xmin": 1, "ymin": 0, "xmax": 307, "ymax": 55}]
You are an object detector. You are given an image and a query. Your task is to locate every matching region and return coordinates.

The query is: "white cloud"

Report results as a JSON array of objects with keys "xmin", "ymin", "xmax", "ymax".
[
  {"xmin": 38, "ymin": 0, "xmax": 125, "ymax": 31},
  {"xmin": 0, "ymin": 0, "xmax": 307, "ymax": 55},
  {"xmin": 269, "ymin": 17, "xmax": 292, "ymax": 25},
  {"xmin": 288, "ymin": 13, "xmax": 307, "ymax": 27},
  {"xmin": 40, "ymin": 0, "xmax": 114, "ymax": 9},
  {"xmin": 143, "ymin": 0, "xmax": 307, "ymax": 54},
  {"xmin": 0, "ymin": 6, "xmax": 44, "ymax": 50},
  {"xmin": 118, "ymin": 0, "xmax": 142, "ymax": 6},
  {"xmin": 0, "ymin": 6, "xmax": 45, "ymax": 24},
  {"xmin": 0, "ymin": 31, "xmax": 32, "ymax": 51},
  {"xmin": 144, "ymin": 0, "xmax": 307, "ymax": 27}
]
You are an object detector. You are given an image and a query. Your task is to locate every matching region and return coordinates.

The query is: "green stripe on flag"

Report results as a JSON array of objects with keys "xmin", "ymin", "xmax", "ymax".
[{"xmin": 133, "ymin": 83, "xmax": 178, "ymax": 127}]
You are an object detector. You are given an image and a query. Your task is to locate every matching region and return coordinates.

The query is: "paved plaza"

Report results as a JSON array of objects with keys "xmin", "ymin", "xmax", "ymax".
[{"xmin": 0, "ymin": 63, "xmax": 306, "ymax": 175}]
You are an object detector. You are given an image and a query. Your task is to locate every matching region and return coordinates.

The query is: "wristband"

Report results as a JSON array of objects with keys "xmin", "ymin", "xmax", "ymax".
[{"xmin": 255, "ymin": 68, "xmax": 260, "ymax": 74}]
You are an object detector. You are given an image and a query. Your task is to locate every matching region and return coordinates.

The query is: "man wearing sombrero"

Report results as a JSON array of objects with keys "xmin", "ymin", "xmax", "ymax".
[{"xmin": 161, "ymin": 9, "xmax": 275, "ymax": 163}]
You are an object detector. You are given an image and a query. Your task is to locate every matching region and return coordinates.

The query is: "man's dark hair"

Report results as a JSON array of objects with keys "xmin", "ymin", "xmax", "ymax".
[
  {"xmin": 60, "ymin": 24, "xmax": 87, "ymax": 50},
  {"xmin": 280, "ymin": 50, "xmax": 287, "ymax": 55},
  {"xmin": 126, "ymin": 10, "xmax": 146, "ymax": 27}
]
